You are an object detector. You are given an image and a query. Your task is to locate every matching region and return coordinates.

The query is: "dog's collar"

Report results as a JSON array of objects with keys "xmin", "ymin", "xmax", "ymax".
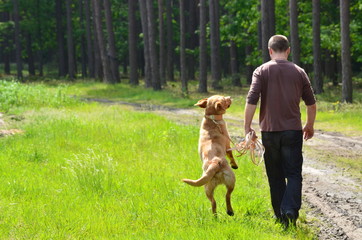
[
  {"xmin": 204, "ymin": 115, "xmax": 224, "ymax": 133},
  {"xmin": 204, "ymin": 114, "xmax": 223, "ymax": 121}
]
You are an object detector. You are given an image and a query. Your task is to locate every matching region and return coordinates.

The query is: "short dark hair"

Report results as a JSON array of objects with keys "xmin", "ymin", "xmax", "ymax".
[{"xmin": 268, "ymin": 35, "xmax": 289, "ymax": 52}]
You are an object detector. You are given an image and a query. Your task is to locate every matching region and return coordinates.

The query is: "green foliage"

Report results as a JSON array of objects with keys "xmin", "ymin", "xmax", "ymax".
[
  {"xmin": 19, "ymin": 0, "xmax": 57, "ymax": 58},
  {"xmin": 351, "ymin": 1, "xmax": 362, "ymax": 62},
  {"xmin": 220, "ymin": 0, "xmax": 260, "ymax": 66},
  {"xmin": 219, "ymin": 0, "xmax": 362, "ymax": 69},
  {"xmin": 111, "ymin": 0, "xmax": 129, "ymax": 60},
  {"xmin": 2, "ymin": 0, "xmax": 362, "ymax": 79}
]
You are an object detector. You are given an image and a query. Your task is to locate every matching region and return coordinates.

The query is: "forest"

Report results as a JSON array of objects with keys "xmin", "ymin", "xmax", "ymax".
[{"xmin": 0, "ymin": 0, "xmax": 361, "ymax": 102}]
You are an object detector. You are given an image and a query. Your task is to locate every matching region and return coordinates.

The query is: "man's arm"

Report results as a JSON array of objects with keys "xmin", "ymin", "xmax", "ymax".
[
  {"xmin": 303, "ymin": 103, "xmax": 316, "ymax": 140},
  {"xmin": 244, "ymin": 103, "xmax": 257, "ymax": 135}
]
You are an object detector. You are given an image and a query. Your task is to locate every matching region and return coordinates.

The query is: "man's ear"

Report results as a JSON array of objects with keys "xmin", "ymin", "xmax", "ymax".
[
  {"xmin": 195, "ymin": 98, "xmax": 208, "ymax": 108},
  {"xmin": 286, "ymin": 47, "xmax": 291, "ymax": 56}
]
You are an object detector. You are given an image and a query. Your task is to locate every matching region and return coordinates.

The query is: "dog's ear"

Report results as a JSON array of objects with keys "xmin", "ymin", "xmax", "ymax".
[
  {"xmin": 215, "ymin": 102, "xmax": 223, "ymax": 111},
  {"xmin": 195, "ymin": 98, "xmax": 208, "ymax": 108},
  {"xmin": 225, "ymin": 96, "xmax": 232, "ymax": 107}
]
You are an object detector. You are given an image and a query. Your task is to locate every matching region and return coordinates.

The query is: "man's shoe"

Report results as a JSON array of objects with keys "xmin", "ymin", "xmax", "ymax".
[{"xmin": 284, "ymin": 210, "xmax": 297, "ymax": 228}]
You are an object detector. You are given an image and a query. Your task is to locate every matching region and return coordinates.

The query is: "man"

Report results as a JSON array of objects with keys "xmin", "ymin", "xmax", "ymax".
[{"xmin": 244, "ymin": 35, "xmax": 316, "ymax": 227}]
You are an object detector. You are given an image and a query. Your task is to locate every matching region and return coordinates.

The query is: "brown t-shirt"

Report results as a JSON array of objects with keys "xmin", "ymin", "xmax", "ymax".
[{"xmin": 247, "ymin": 59, "xmax": 316, "ymax": 132}]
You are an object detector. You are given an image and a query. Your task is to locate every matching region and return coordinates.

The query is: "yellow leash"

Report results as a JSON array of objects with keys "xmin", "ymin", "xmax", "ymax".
[
  {"xmin": 228, "ymin": 132, "xmax": 265, "ymax": 166},
  {"xmin": 204, "ymin": 115, "xmax": 264, "ymax": 166}
]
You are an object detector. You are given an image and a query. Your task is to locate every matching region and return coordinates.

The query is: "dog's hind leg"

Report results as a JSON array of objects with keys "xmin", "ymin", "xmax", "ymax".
[
  {"xmin": 225, "ymin": 185, "xmax": 234, "ymax": 216},
  {"xmin": 224, "ymin": 170, "xmax": 235, "ymax": 216},
  {"xmin": 205, "ymin": 183, "xmax": 217, "ymax": 215}
]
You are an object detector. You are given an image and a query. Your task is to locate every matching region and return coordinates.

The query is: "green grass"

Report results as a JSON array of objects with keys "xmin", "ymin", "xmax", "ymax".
[
  {"xmin": 0, "ymin": 104, "xmax": 314, "ymax": 239},
  {"xmin": 0, "ymin": 80, "xmax": 315, "ymax": 239},
  {"xmin": 311, "ymin": 82, "xmax": 362, "ymax": 135}
]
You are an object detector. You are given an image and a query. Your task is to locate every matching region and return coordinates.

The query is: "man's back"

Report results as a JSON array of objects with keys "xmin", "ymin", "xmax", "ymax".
[{"xmin": 247, "ymin": 59, "xmax": 315, "ymax": 132}]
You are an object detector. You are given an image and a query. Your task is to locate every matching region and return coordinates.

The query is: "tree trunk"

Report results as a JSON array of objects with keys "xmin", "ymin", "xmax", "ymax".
[
  {"xmin": 13, "ymin": 0, "xmax": 23, "ymax": 80},
  {"xmin": 84, "ymin": 0, "xmax": 95, "ymax": 78},
  {"xmin": 1, "ymin": 12, "xmax": 11, "ymax": 74},
  {"xmin": 312, "ymin": 0, "xmax": 323, "ymax": 93},
  {"xmin": 158, "ymin": 0, "xmax": 166, "ymax": 85},
  {"xmin": 79, "ymin": 0, "xmax": 87, "ymax": 78},
  {"xmin": 268, "ymin": 0, "xmax": 275, "ymax": 36},
  {"xmin": 92, "ymin": 11, "xmax": 102, "ymax": 80},
  {"xmin": 325, "ymin": 50, "xmax": 338, "ymax": 86},
  {"xmin": 128, "ymin": 0, "xmax": 138, "ymax": 85},
  {"xmin": 222, "ymin": 45, "xmax": 230, "ymax": 76},
  {"xmin": 261, "ymin": 0, "xmax": 270, "ymax": 63},
  {"xmin": 186, "ymin": 0, "xmax": 197, "ymax": 81},
  {"xmin": 66, "ymin": 0, "xmax": 76, "ymax": 79},
  {"xmin": 146, "ymin": 0, "xmax": 161, "ymax": 90},
  {"xmin": 104, "ymin": 0, "xmax": 120, "ymax": 83},
  {"xmin": 180, "ymin": 0, "xmax": 187, "ymax": 93},
  {"xmin": 230, "ymin": 41, "xmax": 241, "ymax": 87},
  {"xmin": 257, "ymin": 3, "xmax": 262, "ymax": 50},
  {"xmin": 245, "ymin": 45, "xmax": 253, "ymax": 85},
  {"xmin": 340, "ymin": 0, "xmax": 352, "ymax": 103},
  {"xmin": 35, "ymin": 0, "xmax": 44, "ymax": 76},
  {"xmin": 166, "ymin": 0, "xmax": 174, "ymax": 82},
  {"xmin": 55, "ymin": 0, "xmax": 67, "ymax": 77},
  {"xmin": 198, "ymin": 0, "xmax": 207, "ymax": 93},
  {"xmin": 4, "ymin": 53, "xmax": 10, "ymax": 74},
  {"xmin": 209, "ymin": 0, "xmax": 222, "ymax": 89},
  {"xmin": 26, "ymin": 33, "xmax": 36, "ymax": 76},
  {"xmin": 92, "ymin": 0, "xmax": 112, "ymax": 83},
  {"xmin": 289, "ymin": 0, "xmax": 301, "ymax": 66},
  {"xmin": 139, "ymin": 0, "xmax": 152, "ymax": 87}
]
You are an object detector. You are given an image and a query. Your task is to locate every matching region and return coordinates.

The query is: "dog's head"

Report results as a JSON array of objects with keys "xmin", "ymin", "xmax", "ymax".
[{"xmin": 195, "ymin": 95, "xmax": 232, "ymax": 115}]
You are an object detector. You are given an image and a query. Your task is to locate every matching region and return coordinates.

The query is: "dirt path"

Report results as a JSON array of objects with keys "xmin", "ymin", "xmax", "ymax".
[
  {"xmin": 302, "ymin": 132, "xmax": 362, "ymax": 240},
  {"xmin": 101, "ymin": 99, "xmax": 361, "ymax": 240}
]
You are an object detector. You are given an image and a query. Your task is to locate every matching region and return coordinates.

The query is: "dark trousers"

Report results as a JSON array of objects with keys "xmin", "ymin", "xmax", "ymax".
[{"xmin": 261, "ymin": 130, "xmax": 303, "ymax": 219}]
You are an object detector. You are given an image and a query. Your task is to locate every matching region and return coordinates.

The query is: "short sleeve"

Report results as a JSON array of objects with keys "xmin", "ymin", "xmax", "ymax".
[
  {"xmin": 301, "ymin": 70, "xmax": 316, "ymax": 106},
  {"xmin": 246, "ymin": 67, "xmax": 262, "ymax": 105}
]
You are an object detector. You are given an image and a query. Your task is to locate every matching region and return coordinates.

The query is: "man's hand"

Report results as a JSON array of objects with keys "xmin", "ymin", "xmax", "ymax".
[
  {"xmin": 244, "ymin": 103, "xmax": 257, "ymax": 137},
  {"xmin": 303, "ymin": 124, "xmax": 314, "ymax": 141},
  {"xmin": 244, "ymin": 127, "xmax": 255, "ymax": 137},
  {"xmin": 304, "ymin": 104, "xmax": 316, "ymax": 141}
]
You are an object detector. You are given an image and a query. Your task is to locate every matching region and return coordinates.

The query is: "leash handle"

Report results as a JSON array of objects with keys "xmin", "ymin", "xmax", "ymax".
[{"xmin": 229, "ymin": 132, "xmax": 265, "ymax": 166}]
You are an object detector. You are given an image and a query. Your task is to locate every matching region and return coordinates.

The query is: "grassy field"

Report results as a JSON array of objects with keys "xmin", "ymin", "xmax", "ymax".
[
  {"xmin": 62, "ymin": 79, "xmax": 362, "ymax": 135},
  {"xmin": 0, "ymin": 79, "xmax": 316, "ymax": 239}
]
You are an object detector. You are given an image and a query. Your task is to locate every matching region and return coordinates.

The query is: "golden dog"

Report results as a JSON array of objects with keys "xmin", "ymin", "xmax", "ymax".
[{"xmin": 182, "ymin": 95, "xmax": 238, "ymax": 216}]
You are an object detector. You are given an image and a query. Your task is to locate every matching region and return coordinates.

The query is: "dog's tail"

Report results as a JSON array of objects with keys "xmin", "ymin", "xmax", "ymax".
[{"xmin": 182, "ymin": 163, "xmax": 220, "ymax": 187}]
